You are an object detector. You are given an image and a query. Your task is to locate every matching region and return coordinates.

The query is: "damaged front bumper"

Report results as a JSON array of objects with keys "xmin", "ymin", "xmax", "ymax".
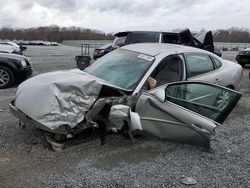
[
  {"xmin": 10, "ymin": 94, "xmax": 142, "ymax": 137},
  {"xmin": 9, "ymin": 101, "xmax": 91, "ymax": 135}
]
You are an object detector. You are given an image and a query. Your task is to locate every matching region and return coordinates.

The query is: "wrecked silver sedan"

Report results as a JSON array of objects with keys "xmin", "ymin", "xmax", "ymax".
[{"xmin": 9, "ymin": 43, "xmax": 242, "ymax": 147}]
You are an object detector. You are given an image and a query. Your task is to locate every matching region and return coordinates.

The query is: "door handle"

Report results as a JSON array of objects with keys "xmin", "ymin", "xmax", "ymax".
[{"xmin": 191, "ymin": 124, "xmax": 212, "ymax": 136}]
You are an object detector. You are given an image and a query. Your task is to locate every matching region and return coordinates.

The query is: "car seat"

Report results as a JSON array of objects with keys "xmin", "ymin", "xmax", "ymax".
[{"xmin": 154, "ymin": 56, "xmax": 182, "ymax": 86}]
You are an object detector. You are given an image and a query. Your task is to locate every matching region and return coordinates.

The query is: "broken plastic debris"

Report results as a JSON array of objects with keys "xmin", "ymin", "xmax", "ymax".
[
  {"xmin": 129, "ymin": 110, "xmax": 142, "ymax": 132},
  {"xmin": 180, "ymin": 176, "xmax": 197, "ymax": 185},
  {"xmin": 46, "ymin": 134, "xmax": 64, "ymax": 152},
  {"xmin": 108, "ymin": 105, "xmax": 130, "ymax": 131}
]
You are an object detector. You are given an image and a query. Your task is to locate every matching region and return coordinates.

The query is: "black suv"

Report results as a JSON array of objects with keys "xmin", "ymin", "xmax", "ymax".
[
  {"xmin": 92, "ymin": 29, "xmax": 218, "ymax": 60},
  {"xmin": 112, "ymin": 29, "xmax": 215, "ymax": 54},
  {"xmin": 0, "ymin": 53, "xmax": 32, "ymax": 89}
]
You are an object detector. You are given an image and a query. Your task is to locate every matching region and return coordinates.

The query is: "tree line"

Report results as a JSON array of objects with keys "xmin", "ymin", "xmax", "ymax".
[
  {"xmin": 0, "ymin": 25, "xmax": 250, "ymax": 43},
  {"xmin": 214, "ymin": 27, "xmax": 250, "ymax": 43},
  {"xmin": 0, "ymin": 25, "xmax": 114, "ymax": 42}
]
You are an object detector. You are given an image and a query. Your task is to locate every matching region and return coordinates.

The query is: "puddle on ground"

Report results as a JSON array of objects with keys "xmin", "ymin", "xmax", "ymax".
[{"xmin": 91, "ymin": 146, "xmax": 161, "ymax": 169}]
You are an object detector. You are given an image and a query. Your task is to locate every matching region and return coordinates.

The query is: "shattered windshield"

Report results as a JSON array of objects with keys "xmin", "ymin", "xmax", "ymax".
[{"xmin": 85, "ymin": 49, "xmax": 154, "ymax": 89}]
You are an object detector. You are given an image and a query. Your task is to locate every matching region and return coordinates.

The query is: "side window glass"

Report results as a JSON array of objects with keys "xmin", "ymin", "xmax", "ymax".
[
  {"xmin": 127, "ymin": 33, "xmax": 160, "ymax": 44},
  {"xmin": 153, "ymin": 55, "xmax": 182, "ymax": 87},
  {"xmin": 162, "ymin": 34, "xmax": 180, "ymax": 44},
  {"xmin": 185, "ymin": 54, "xmax": 214, "ymax": 78},
  {"xmin": 211, "ymin": 57, "xmax": 222, "ymax": 68},
  {"xmin": 165, "ymin": 83, "xmax": 240, "ymax": 124},
  {"xmin": 113, "ymin": 36, "xmax": 126, "ymax": 47}
]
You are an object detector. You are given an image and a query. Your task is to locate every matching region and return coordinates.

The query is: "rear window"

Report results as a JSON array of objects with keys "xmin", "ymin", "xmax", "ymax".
[
  {"xmin": 162, "ymin": 34, "xmax": 180, "ymax": 44},
  {"xmin": 113, "ymin": 36, "xmax": 127, "ymax": 47},
  {"xmin": 126, "ymin": 33, "xmax": 160, "ymax": 44}
]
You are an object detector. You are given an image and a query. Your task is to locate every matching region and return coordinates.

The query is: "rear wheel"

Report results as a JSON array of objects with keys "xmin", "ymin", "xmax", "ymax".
[{"xmin": 0, "ymin": 65, "xmax": 14, "ymax": 89}]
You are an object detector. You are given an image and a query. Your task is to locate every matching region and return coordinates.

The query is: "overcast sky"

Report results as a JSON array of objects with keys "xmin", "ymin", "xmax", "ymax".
[{"xmin": 0, "ymin": 0, "xmax": 249, "ymax": 33}]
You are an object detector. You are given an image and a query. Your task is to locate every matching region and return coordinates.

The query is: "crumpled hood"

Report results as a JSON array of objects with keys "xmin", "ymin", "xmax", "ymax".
[{"xmin": 14, "ymin": 69, "xmax": 103, "ymax": 130}]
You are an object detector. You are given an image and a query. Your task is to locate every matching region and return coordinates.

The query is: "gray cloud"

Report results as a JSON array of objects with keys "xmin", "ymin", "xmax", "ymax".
[
  {"xmin": 19, "ymin": 0, "xmax": 34, "ymax": 9},
  {"xmin": 0, "ymin": 0, "xmax": 249, "ymax": 32},
  {"xmin": 37, "ymin": 0, "xmax": 80, "ymax": 12}
]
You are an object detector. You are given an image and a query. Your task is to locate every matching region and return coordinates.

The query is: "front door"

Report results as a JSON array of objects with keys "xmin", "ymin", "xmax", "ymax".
[{"xmin": 135, "ymin": 81, "xmax": 241, "ymax": 147}]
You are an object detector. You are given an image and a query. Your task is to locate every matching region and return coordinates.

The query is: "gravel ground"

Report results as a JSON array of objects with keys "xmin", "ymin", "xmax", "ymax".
[{"xmin": 0, "ymin": 46, "xmax": 249, "ymax": 188}]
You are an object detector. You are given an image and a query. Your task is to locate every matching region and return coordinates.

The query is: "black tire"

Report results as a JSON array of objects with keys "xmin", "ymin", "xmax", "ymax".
[
  {"xmin": 239, "ymin": 61, "xmax": 246, "ymax": 68},
  {"xmin": 0, "ymin": 65, "xmax": 14, "ymax": 89},
  {"xmin": 54, "ymin": 134, "xmax": 67, "ymax": 142}
]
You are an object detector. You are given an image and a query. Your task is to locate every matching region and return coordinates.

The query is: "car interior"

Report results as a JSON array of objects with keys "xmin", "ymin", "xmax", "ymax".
[{"xmin": 153, "ymin": 55, "xmax": 183, "ymax": 87}]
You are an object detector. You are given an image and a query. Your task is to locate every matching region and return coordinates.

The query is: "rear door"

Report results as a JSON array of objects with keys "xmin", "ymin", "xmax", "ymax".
[
  {"xmin": 184, "ymin": 53, "xmax": 223, "ymax": 85},
  {"xmin": 135, "ymin": 81, "xmax": 241, "ymax": 147}
]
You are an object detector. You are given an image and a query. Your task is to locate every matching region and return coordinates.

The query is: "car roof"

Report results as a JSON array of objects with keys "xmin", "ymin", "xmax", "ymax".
[
  {"xmin": 121, "ymin": 43, "xmax": 210, "ymax": 56},
  {"xmin": 115, "ymin": 31, "xmax": 179, "ymax": 37}
]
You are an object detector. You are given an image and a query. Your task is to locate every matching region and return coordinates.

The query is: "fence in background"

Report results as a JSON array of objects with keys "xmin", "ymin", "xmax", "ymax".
[
  {"xmin": 215, "ymin": 42, "xmax": 250, "ymax": 51},
  {"xmin": 62, "ymin": 40, "xmax": 250, "ymax": 51},
  {"xmin": 62, "ymin": 40, "xmax": 112, "ymax": 49}
]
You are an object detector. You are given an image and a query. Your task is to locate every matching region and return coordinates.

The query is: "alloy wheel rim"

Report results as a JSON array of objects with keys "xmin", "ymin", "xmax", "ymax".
[
  {"xmin": 216, "ymin": 91, "xmax": 229, "ymax": 111},
  {"xmin": 0, "ymin": 69, "xmax": 10, "ymax": 86}
]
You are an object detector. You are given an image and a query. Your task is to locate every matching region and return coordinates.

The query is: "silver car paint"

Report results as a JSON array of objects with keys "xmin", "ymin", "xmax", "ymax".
[
  {"xmin": 11, "ymin": 43, "xmax": 242, "ymax": 147},
  {"xmin": 135, "ymin": 88, "xmax": 217, "ymax": 147},
  {"xmin": 123, "ymin": 43, "xmax": 243, "ymax": 94},
  {"xmin": 14, "ymin": 69, "xmax": 103, "ymax": 130}
]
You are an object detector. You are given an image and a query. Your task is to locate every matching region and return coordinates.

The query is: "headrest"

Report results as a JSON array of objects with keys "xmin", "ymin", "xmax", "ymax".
[{"xmin": 167, "ymin": 57, "xmax": 181, "ymax": 72}]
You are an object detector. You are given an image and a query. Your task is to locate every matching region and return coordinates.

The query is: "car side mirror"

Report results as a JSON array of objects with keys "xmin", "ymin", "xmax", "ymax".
[{"xmin": 152, "ymin": 89, "xmax": 165, "ymax": 103}]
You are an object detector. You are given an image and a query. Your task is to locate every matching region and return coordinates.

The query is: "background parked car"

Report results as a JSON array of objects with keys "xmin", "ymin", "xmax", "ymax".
[
  {"xmin": 0, "ymin": 43, "xmax": 22, "ymax": 54},
  {"xmin": 0, "ymin": 41, "xmax": 26, "ymax": 53},
  {"xmin": 93, "ymin": 43, "xmax": 112, "ymax": 60},
  {"xmin": 236, "ymin": 47, "xmax": 250, "ymax": 67},
  {"xmin": 0, "ymin": 53, "xmax": 32, "ymax": 88},
  {"xmin": 89, "ymin": 29, "xmax": 218, "ymax": 61},
  {"xmin": 214, "ymin": 48, "xmax": 222, "ymax": 57},
  {"xmin": 18, "ymin": 40, "xmax": 58, "ymax": 46},
  {"xmin": 112, "ymin": 29, "xmax": 215, "ymax": 53}
]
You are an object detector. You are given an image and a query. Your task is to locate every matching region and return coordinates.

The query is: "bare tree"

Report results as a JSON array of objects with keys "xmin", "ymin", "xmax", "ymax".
[
  {"xmin": 214, "ymin": 27, "xmax": 250, "ymax": 43},
  {"xmin": 0, "ymin": 25, "xmax": 114, "ymax": 42}
]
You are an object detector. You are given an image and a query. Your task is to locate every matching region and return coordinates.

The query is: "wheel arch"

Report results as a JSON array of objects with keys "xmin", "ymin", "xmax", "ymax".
[
  {"xmin": 226, "ymin": 85, "xmax": 235, "ymax": 90},
  {"xmin": 0, "ymin": 61, "xmax": 18, "ymax": 81}
]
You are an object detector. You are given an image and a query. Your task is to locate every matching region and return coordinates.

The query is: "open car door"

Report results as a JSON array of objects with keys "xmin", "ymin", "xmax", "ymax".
[
  {"xmin": 179, "ymin": 29, "xmax": 195, "ymax": 47},
  {"xmin": 135, "ymin": 81, "xmax": 241, "ymax": 147},
  {"xmin": 194, "ymin": 31, "xmax": 215, "ymax": 52}
]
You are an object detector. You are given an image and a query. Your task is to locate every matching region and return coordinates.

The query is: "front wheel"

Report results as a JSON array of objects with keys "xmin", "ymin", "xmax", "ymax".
[{"xmin": 0, "ymin": 65, "xmax": 14, "ymax": 89}]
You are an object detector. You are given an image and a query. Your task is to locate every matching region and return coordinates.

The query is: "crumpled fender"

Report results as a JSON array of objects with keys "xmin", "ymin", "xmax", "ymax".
[
  {"xmin": 108, "ymin": 104, "xmax": 143, "ymax": 132},
  {"xmin": 14, "ymin": 69, "xmax": 103, "ymax": 130}
]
